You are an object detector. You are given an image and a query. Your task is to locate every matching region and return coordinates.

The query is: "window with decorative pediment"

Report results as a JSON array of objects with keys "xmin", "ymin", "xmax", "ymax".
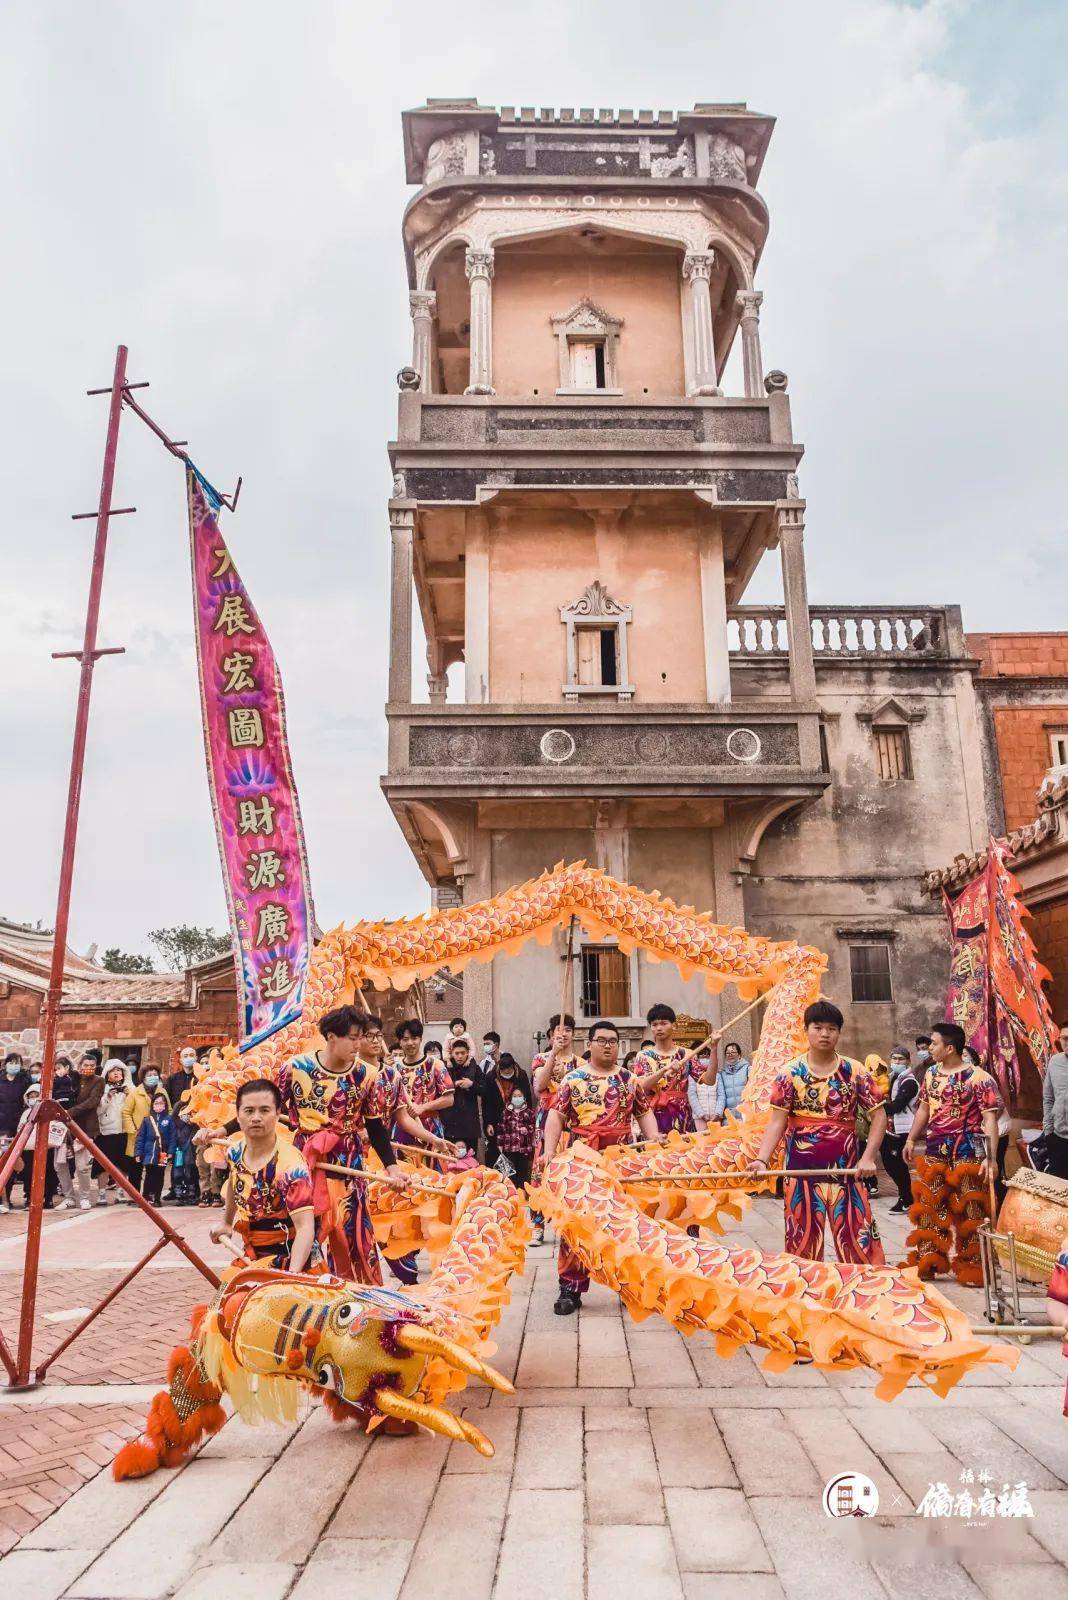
[
  {"xmin": 560, "ymin": 581, "xmax": 634, "ymax": 702},
  {"xmin": 550, "ymin": 299, "xmax": 623, "ymax": 394}
]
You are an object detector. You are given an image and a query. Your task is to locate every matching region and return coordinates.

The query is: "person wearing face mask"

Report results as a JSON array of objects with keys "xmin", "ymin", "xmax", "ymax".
[
  {"xmin": 166, "ymin": 1046, "xmax": 198, "ymax": 1109},
  {"xmin": 482, "ymin": 1052, "xmax": 532, "ymax": 1169},
  {"xmin": 18, "ymin": 1084, "xmax": 66, "ymax": 1208},
  {"xmin": 122, "ymin": 1067, "xmax": 171, "ymax": 1195},
  {"xmin": 494, "ymin": 1060, "xmax": 536, "ymax": 1189},
  {"xmin": 0, "ymin": 1053, "xmax": 31, "ymax": 1212},
  {"xmin": 96, "ymin": 1060, "xmax": 132, "ymax": 1204},
  {"xmin": 49, "ymin": 1056, "xmax": 78, "ymax": 1208},
  {"xmin": 69, "ymin": 1055, "xmax": 106, "ymax": 1209}
]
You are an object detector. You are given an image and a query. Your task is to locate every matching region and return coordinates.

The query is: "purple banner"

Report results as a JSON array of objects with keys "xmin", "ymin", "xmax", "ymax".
[{"xmin": 187, "ymin": 465, "xmax": 315, "ymax": 1045}]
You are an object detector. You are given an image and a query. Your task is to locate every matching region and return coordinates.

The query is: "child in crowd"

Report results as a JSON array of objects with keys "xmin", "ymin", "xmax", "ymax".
[
  {"xmin": 446, "ymin": 1143, "xmax": 479, "ymax": 1174},
  {"xmin": 171, "ymin": 1101, "xmax": 200, "ymax": 1205},
  {"xmin": 497, "ymin": 1074, "xmax": 536, "ymax": 1190},
  {"xmin": 17, "ymin": 1085, "xmax": 66, "ymax": 1208},
  {"xmin": 134, "ymin": 1093, "xmax": 176, "ymax": 1206}
]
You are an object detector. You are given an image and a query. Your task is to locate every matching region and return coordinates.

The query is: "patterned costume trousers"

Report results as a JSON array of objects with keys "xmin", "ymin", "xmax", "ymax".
[{"xmin": 783, "ymin": 1174, "xmax": 885, "ymax": 1266}]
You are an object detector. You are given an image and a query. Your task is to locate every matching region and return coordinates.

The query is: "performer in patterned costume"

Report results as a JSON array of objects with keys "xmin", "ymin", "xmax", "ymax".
[
  {"xmin": 211, "ymin": 1078, "xmax": 317, "ymax": 1272},
  {"xmin": 276, "ymin": 1005, "xmax": 406, "ymax": 1284},
  {"xmin": 530, "ymin": 1012, "xmax": 580, "ymax": 1246},
  {"xmin": 748, "ymin": 998, "xmax": 887, "ymax": 1265},
  {"xmin": 543, "ymin": 1019, "xmax": 659, "ymax": 1314},
  {"xmin": 393, "ymin": 1018, "xmax": 455, "ymax": 1145},
  {"xmin": 637, "ymin": 1003, "xmax": 720, "ymax": 1134},
  {"xmin": 904, "ymin": 1021, "xmax": 1001, "ymax": 1286}
]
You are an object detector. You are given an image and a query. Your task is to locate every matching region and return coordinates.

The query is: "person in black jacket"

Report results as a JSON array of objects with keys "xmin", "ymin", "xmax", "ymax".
[
  {"xmin": 441, "ymin": 1038, "xmax": 485, "ymax": 1157},
  {"xmin": 0, "ymin": 1054, "xmax": 31, "ymax": 1209},
  {"xmin": 483, "ymin": 1053, "xmax": 533, "ymax": 1169}
]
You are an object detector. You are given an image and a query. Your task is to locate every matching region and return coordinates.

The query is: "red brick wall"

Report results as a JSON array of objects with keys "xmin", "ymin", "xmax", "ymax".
[
  {"xmin": 969, "ymin": 633, "xmax": 1068, "ymax": 678},
  {"xmin": 1031, "ymin": 901, "xmax": 1068, "ymax": 1026},
  {"xmin": 990, "ymin": 704, "xmax": 1068, "ymax": 831}
]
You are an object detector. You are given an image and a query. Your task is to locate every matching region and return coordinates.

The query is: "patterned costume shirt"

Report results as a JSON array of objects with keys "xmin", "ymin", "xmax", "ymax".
[
  {"xmin": 276, "ymin": 1052, "xmax": 376, "ymax": 1148},
  {"xmin": 919, "ymin": 1064, "xmax": 1001, "ymax": 1160},
  {"xmin": 395, "ymin": 1056, "xmax": 454, "ymax": 1143},
  {"xmin": 365, "ymin": 1060, "xmax": 408, "ymax": 1130},
  {"xmin": 553, "ymin": 1064, "xmax": 649, "ymax": 1150},
  {"xmin": 225, "ymin": 1137, "xmax": 314, "ymax": 1266},
  {"xmin": 769, "ymin": 1056, "xmax": 885, "ymax": 1169},
  {"xmin": 636, "ymin": 1044, "xmax": 697, "ymax": 1134},
  {"xmin": 532, "ymin": 1052, "xmax": 578, "ymax": 1113}
]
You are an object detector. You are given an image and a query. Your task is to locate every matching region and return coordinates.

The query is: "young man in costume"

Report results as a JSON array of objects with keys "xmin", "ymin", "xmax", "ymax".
[
  {"xmin": 530, "ymin": 1012, "xmax": 580, "ymax": 1246},
  {"xmin": 211, "ymin": 1078, "xmax": 317, "ymax": 1272},
  {"xmin": 543, "ymin": 1019, "xmax": 660, "ymax": 1315},
  {"xmin": 274, "ymin": 1005, "xmax": 407, "ymax": 1284},
  {"xmin": 637, "ymin": 1003, "xmax": 720, "ymax": 1135},
  {"xmin": 393, "ymin": 1018, "xmax": 455, "ymax": 1145},
  {"xmin": 747, "ymin": 998, "xmax": 887, "ymax": 1265},
  {"xmin": 903, "ymin": 1020, "xmax": 1001, "ymax": 1285}
]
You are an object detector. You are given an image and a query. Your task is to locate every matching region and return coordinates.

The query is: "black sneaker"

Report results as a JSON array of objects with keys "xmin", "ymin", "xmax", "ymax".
[
  {"xmin": 554, "ymin": 1290, "xmax": 580, "ymax": 1316},
  {"xmin": 889, "ymin": 1200, "xmax": 907, "ymax": 1214}
]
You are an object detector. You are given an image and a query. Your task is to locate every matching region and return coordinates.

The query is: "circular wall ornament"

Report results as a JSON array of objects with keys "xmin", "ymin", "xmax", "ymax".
[
  {"xmin": 726, "ymin": 727, "xmax": 762, "ymax": 764},
  {"xmin": 447, "ymin": 733, "xmax": 480, "ymax": 766},
  {"xmin": 636, "ymin": 730, "xmax": 670, "ymax": 763},
  {"xmin": 540, "ymin": 728, "xmax": 576, "ymax": 764}
]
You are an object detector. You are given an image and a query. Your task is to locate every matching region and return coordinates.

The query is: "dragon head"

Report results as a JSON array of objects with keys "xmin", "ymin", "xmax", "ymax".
[{"xmin": 218, "ymin": 1268, "xmax": 511, "ymax": 1456}]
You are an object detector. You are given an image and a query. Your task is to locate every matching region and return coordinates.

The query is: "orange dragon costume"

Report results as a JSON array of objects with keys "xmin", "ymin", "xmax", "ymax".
[{"xmin": 115, "ymin": 865, "xmax": 1015, "ymax": 1479}]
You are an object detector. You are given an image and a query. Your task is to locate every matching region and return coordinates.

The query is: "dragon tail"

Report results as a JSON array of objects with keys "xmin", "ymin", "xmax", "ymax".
[{"xmin": 112, "ymin": 1308, "xmax": 226, "ymax": 1480}]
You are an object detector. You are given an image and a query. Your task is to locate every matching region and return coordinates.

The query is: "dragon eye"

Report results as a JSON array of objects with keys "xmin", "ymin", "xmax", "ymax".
[{"xmin": 335, "ymin": 1303, "xmax": 355, "ymax": 1326}]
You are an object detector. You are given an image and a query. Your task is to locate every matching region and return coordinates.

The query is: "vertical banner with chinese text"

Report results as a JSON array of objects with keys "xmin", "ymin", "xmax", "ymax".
[
  {"xmin": 942, "ymin": 838, "xmax": 1056, "ymax": 1100},
  {"xmin": 187, "ymin": 465, "xmax": 315, "ymax": 1046}
]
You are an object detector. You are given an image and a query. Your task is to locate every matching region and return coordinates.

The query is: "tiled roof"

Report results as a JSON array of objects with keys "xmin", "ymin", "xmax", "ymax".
[
  {"xmin": 0, "ymin": 920, "xmax": 234, "ymax": 1010},
  {"xmin": 923, "ymin": 772, "xmax": 1068, "ymax": 894}
]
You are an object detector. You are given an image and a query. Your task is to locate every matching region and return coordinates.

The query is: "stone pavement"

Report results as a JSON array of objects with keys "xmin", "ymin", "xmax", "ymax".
[{"xmin": 0, "ymin": 1197, "xmax": 1066, "ymax": 1599}]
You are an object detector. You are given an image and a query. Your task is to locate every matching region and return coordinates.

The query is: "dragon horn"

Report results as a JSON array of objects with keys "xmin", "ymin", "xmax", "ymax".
[
  {"xmin": 395, "ymin": 1325, "xmax": 515, "ymax": 1394},
  {"xmin": 373, "ymin": 1387, "xmax": 469, "ymax": 1446},
  {"xmin": 457, "ymin": 1415, "xmax": 496, "ymax": 1459}
]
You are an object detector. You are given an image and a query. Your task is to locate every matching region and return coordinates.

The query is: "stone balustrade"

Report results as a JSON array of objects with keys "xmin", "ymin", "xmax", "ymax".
[{"xmin": 728, "ymin": 605, "xmax": 954, "ymax": 660}]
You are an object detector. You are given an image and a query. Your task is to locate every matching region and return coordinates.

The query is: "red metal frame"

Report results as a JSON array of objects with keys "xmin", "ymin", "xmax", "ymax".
[{"xmin": 2, "ymin": 345, "xmax": 231, "ymax": 1389}]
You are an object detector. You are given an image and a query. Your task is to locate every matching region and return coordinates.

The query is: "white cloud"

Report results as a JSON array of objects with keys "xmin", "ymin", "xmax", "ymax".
[{"xmin": 1, "ymin": 0, "xmax": 1064, "ymax": 953}]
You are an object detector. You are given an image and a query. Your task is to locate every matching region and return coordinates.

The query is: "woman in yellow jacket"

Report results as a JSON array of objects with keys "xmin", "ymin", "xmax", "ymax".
[{"xmin": 122, "ymin": 1067, "xmax": 171, "ymax": 1194}]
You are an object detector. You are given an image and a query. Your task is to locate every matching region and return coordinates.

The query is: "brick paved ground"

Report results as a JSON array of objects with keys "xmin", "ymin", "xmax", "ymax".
[
  {"xmin": 0, "ymin": 1194, "xmax": 1065, "ymax": 1598},
  {"xmin": 0, "ymin": 1201, "xmax": 229, "ymax": 1553}
]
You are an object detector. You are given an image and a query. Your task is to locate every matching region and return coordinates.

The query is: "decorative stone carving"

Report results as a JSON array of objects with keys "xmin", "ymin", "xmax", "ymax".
[
  {"xmin": 479, "ymin": 136, "xmax": 497, "ymax": 174},
  {"xmin": 764, "ymin": 369, "xmax": 788, "ymax": 393},
  {"xmin": 726, "ymin": 727, "xmax": 763, "ymax": 764},
  {"xmin": 391, "ymin": 470, "xmax": 408, "ymax": 498},
  {"xmin": 397, "ymin": 366, "xmax": 421, "ymax": 391},
  {"xmin": 650, "ymin": 139, "xmax": 695, "ymax": 177},
  {"xmin": 424, "ymin": 134, "xmax": 466, "ymax": 184},
  {"xmin": 539, "ymin": 729, "xmax": 576, "ymax": 764},
  {"xmin": 464, "ymin": 248, "xmax": 495, "ymax": 281},
  {"xmin": 708, "ymin": 134, "xmax": 747, "ymax": 184},
  {"xmin": 550, "ymin": 299, "xmax": 623, "ymax": 390},
  {"xmin": 682, "ymin": 251, "xmax": 715, "ymax": 283},
  {"xmin": 559, "ymin": 582, "xmax": 634, "ymax": 701}
]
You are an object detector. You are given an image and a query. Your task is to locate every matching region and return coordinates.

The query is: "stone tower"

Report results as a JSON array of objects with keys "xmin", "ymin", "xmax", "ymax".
[{"xmin": 383, "ymin": 99, "xmax": 986, "ymax": 1057}]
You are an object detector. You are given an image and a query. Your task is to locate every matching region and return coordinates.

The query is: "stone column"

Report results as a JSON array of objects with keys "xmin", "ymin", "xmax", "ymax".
[
  {"xmin": 427, "ymin": 640, "xmax": 447, "ymax": 703},
  {"xmin": 464, "ymin": 511, "xmax": 490, "ymax": 703},
  {"xmin": 408, "ymin": 290, "xmax": 437, "ymax": 393},
  {"xmin": 464, "ymin": 248, "xmax": 495, "ymax": 395},
  {"xmin": 778, "ymin": 501, "xmax": 817, "ymax": 702},
  {"xmin": 698, "ymin": 517, "xmax": 731, "ymax": 702},
  {"xmin": 683, "ymin": 252, "xmax": 721, "ymax": 396},
  {"xmin": 735, "ymin": 289, "xmax": 765, "ymax": 399},
  {"xmin": 460, "ymin": 829, "xmax": 493, "ymax": 1037},
  {"xmin": 388, "ymin": 506, "xmax": 415, "ymax": 704}
]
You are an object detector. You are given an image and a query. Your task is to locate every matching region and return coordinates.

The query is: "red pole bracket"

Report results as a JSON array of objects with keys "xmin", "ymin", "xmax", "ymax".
[
  {"xmin": 51, "ymin": 647, "xmax": 126, "ymax": 662},
  {"xmin": 72, "ymin": 507, "xmax": 136, "ymax": 521}
]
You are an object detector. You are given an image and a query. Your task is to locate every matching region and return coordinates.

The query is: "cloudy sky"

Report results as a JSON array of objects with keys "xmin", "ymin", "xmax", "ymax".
[{"xmin": 2, "ymin": 0, "xmax": 1065, "ymax": 959}]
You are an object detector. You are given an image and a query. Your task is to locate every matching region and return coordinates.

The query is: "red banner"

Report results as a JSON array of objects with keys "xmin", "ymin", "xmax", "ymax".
[{"xmin": 943, "ymin": 837, "xmax": 1056, "ymax": 1099}]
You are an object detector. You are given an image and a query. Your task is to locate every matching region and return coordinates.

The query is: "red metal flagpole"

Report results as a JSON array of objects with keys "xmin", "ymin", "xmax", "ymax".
[{"xmin": 14, "ymin": 346, "xmax": 130, "ymax": 1385}]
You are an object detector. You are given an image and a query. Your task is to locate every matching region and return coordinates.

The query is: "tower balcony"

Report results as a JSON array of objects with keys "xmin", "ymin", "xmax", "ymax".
[
  {"xmin": 382, "ymin": 700, "xmax": 827, "ymax": 804},
  {"xmin": 390, "ymin": 389, "xmax": 800, "ymax": 507}
]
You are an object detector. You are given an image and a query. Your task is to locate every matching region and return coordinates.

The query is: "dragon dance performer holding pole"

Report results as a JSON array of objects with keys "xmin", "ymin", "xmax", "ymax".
[
  {"xmin": 210, "ymin": 1078, "xmax": 317, "ymax": 1272},
  {"xmin": 530, "ymin": 1011, "xmax": 580, "ymax": 1247},
  {"xmin": 358, "ymin": 1012, "xmax": 452, "ymax": 1287},
  {"xmin": 543, "ymin": 1019, "xmax": 660, "ymax": 1315},
  {"xmin": 637, "ymin": 1002, "xmax": 721, "ymax": 1135},
  {"xmin": 904, "ymin": 1020, "xmax": 1001, "ymax": 1286},
  {"xmin": 272, "ymin": 1005, "xmax": 415, "ymax": 1284},
  {"xmin": 747, "ymin": 998, "xmax": 887, "ymax": 1265}
]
